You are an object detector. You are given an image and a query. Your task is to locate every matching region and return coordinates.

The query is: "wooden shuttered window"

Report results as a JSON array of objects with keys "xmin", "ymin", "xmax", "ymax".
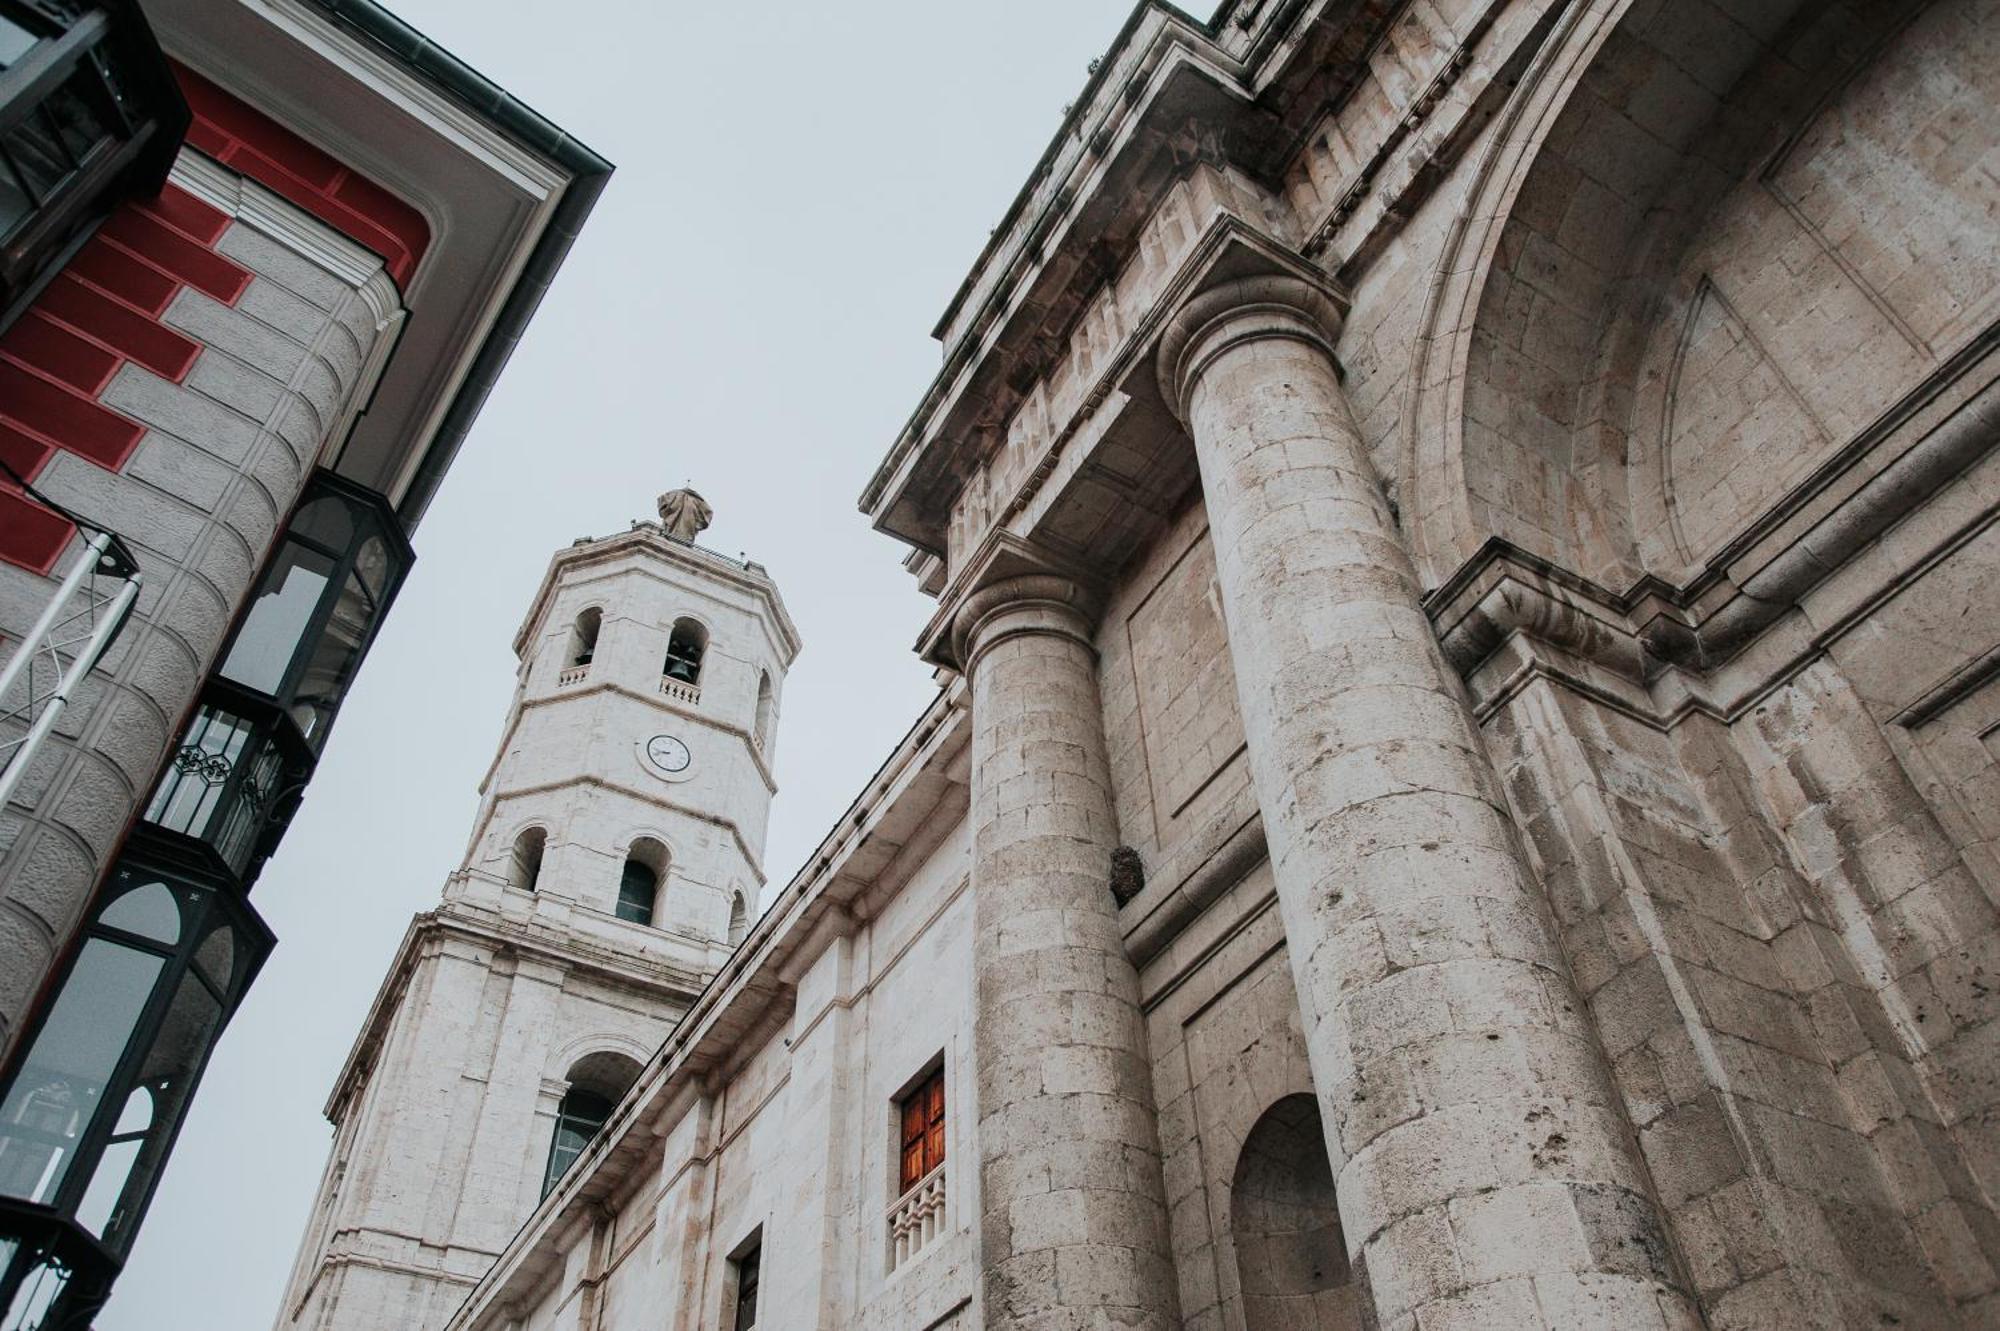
[{"xmin": 898, "ymin": 1067, "xmax": 945, "ymax": 1194}]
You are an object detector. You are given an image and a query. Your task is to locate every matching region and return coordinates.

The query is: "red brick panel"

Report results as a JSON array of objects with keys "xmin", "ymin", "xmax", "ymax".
[
  {"xmin": 175, "ymin": 65, "xmax": 430, "ymax": 286},
  {"xmin": 0, "ymin": 186, "xmax": 250, "ymax": 574}
]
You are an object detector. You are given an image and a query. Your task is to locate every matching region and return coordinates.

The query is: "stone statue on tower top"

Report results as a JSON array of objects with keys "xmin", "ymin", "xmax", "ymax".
[{"xmin": 657, "ymin": 486, "xmax": 712, "ymax": 543}]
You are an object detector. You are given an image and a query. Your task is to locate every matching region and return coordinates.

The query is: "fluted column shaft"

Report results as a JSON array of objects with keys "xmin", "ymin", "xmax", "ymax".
[
  {"xmin": 957, "ymin": 576, "xmax": 1180, "ymax": 1331},
  {"xmin": 1159, "ymin": 276, "xmax": 1696, "ymax": 1328}
]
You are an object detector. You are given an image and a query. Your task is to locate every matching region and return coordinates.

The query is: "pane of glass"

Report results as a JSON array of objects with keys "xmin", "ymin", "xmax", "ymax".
[
  {"xmin": 288, "ymin": 569, "xmax": 375, "ymax": 745},
  {"xmin": 0, "ymin": 941, "xmax": 162, "ymax": 1205},
  {"xmin": 219, "ymin": 545, "xmax": 335, "ymax": 696},
  {"xmin": 97, "ymin": 881, "xmax": 181, "ymax": 946},
  {"xmin": 44, "ymin": 75, "xmax": 107, "ymax": 163},
  {"xmin": 144, "ymin": 707, "xmax": 254, "ymax": 841},
  {"xmin": 75, "ymin": 1137, "xmax": 140, "ymax": 1236},
  {"xmin": 353, "ymin": 534, "xmax": 392, "ymax": 599},
  {"xmin": 289, "ymin": 497, "xmax": 352, "ymax": 551},
  {"xmin": 616, "ymin": 862, "xmax": 655, "ymax": 926},
  {"xmin": 0, "ymin": 154, "xmax": 30, "ymax": 238},
  {"xmin": 5, "ymin": 110, "xmax": 72, "ymax": 199},
  {"xmin": 99, "ymin": 972, "xmax": 222, "ymax": 1253},
  {"xmin": 0, "ymin": 19, "xmax": 38, "ymax": 67}
]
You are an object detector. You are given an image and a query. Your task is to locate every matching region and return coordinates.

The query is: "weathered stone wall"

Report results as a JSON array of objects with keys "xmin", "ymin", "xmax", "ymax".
[
  {"xmin": 1098, "ymin": 497, "xmax": 1249, "ymax": 875},
  {"xmin": 477, "ymin": 817, "xmax": 979, "ymax": 1331},
  {"xmin": 276, "ymin": 928, "xmax": 681, "ymax": 1331},
  {"xmin": 0, "ymin": 159, "xmax": 398, "ymax": 1056}
]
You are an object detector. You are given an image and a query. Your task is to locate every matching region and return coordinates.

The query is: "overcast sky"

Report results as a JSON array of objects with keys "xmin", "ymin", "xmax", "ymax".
[{"xmin": 102, "ymin": 2, "xmax": 1174, "ymax": 1325}]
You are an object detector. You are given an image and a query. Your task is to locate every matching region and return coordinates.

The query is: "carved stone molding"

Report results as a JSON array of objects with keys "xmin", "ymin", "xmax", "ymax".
[{"xmin": 1153, "ymin": 271, "xmax": 1350, "ymax": 424}]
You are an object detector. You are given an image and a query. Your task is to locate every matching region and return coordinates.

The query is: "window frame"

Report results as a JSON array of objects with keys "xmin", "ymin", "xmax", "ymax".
[
  {"xmin": 0, "ymin": 844, "xmax": 271, "ymax": 1262},
  {"xmin": 896, "ymin": 1064, "xmax": 946, "ymax": 1196}
]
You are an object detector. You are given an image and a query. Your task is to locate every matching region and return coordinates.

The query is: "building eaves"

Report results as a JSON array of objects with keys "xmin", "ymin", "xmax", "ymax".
[{"xmin": 296, "ymin": 0, "xmax": 614, "ymax": 534}]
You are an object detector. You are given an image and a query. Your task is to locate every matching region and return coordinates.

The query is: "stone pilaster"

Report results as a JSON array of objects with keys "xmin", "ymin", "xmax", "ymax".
[
  {"xmin": 1157, "ymin": 274, "xmax": 1698, "ymax": 1328},
  {"xmin": 954, "ymin": 575, "xmax": 1180, "ymax": 1330}
]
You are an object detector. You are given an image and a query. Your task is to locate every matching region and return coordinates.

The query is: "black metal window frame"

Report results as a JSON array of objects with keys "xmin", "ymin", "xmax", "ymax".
[
  {"xmin": 0, "ymin": 0, "xmax": 188, "ymax": 332},
  {"xmin": 0, "ymin": 844, "xmax": 272, "ymax": 1326},
  {"xmin": 137, "ymin": 472, "xmax": 413, "ymax": 884},
  {"xmin": 538, "ymin": 1086, "xmax": 612, "ymax": 1199},
  {"xmin": 140, "ymin": 681, "xmax": 314, "ymax": 883},
  {"xmin": 215, "ymin": 471, "xmax": 415, "ymax": 754}
]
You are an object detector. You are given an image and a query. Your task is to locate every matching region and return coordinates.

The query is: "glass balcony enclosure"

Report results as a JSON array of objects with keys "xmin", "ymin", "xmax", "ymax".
[
  {"xmin": 0, "ymin": 0, "xmax": 188, "ymax": 331},
  {"xmin": 0, "ymin": 856, "xmax": 269, "ymax": 1323},
  {"xmin": 218, "ymin": 474, "xmax": 411, "ymax": 754}
]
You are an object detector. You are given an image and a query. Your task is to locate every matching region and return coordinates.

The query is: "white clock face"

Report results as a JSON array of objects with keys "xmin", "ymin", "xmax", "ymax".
[{"xmin": 644, "ymin": 734, "xmax": 691, "ymax": 776}]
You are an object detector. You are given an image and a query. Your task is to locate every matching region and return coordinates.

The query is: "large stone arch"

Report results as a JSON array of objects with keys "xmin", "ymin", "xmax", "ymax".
[{"xmin": 1403, "ymin": 0, "xmax": 1980, "ymax": 590}]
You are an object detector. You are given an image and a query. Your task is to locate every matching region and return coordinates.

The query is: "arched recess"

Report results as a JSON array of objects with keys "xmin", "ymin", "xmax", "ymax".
[
  {"xmin": 664, "ymin": 616, "xmax": 707, "ymax": 686},
  {"xmin": 727, "ymin": 890, "xmax": 749, "ymax": 947},
  {"xmin": 1230, "ymin": 1094, "xmax": 1358, "ymax": 1330},
  {"xmin": 753, "ymin": 670, "xmax": 774, "ymax": 753},
  {"xmin": 617, "ymin": 835, "xmax": 669, "ymax": 927},
  {"xmin": 507, "ymin": 826, "xmax": 546, "ymax": 893},
  {"xmin": 1402, "ymin": 0, "xmax": 1977, "ymax": 590},
  {"xmin": 541, "ymin": 1050, "xmax": 642, "ymax": 1197},
  {"xmin": 566, "ymin": 607, "xmax": 602, "ymax": 668}
]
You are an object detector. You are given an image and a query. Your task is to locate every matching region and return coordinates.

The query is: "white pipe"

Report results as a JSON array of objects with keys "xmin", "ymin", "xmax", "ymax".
[
  {"xmin": 0, "ymin": 571, "xmax": 140, "ymax": 812},
  {"xmin": 0, "ymin": 531, "xmax": 113, "ymax": 710}
]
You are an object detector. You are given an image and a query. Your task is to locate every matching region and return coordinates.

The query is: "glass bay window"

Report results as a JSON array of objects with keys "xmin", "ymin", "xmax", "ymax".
[{"xmin": 0, "ymin": 860, "xmax": 269, "ymax": 1324}]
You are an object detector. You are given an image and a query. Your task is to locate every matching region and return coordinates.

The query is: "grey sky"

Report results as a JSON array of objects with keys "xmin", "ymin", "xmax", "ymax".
[{"xmin": 103, "ymin": 2, "xmax": 1160, "ymax": 1325}]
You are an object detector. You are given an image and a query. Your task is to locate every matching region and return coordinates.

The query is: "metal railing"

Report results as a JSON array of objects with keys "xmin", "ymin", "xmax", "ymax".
[{"xmin": 0, "ymin": 529, "xmax": 141, "ymax": 811}]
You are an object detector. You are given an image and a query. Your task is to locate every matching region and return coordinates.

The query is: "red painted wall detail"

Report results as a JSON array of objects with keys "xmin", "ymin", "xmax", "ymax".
[
  {"xmin": 177, "ymin": 66, "xmax": 430, "ymax": 286},
  {"xmin": 0, "ymin": 70, "xmax": 430, "ymax": 575},
  {"xmin": 0, "ymin": 186, "xmax": 251, "ymax": 574}
]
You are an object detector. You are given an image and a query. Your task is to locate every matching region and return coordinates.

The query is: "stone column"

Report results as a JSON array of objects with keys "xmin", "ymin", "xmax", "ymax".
[
  {"xmin": 1156, "ymin": 275, "xmax": 1697, "ymax": 1328},
  {"xmin": 954, "ymin": 575, "xmax": 1180, "ymax": 1330}
]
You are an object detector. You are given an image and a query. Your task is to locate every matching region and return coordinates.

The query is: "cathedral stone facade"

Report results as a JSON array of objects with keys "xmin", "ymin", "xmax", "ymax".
[{"xmin": 282, "ymin": 0, "xmax": 2000, "ymax": 1328}]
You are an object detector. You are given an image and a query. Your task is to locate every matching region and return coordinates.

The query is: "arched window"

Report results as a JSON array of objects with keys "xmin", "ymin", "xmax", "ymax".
[
  {"xmin": 508, "ymin": 827, "xmax": 546, "ymax": 893},
  {"xmin": 753, "ymin": 671, "xmax": 774, "ymax": 753},
  {"xmin": 728, "ymin": 891, "xmax": 748, "ymax": 947},
  {"xmin": 617, "ymin": 837, "xmax": 668, "ymax": 926},
  {"xmin": 568, "ymin": 608, "xmax": 601, "ymax": 669},
  {"xmin": 541, "ymin": 1052, "xmax": 641, "ymax": 1197},
  {"xmin": 1232, "ymin": 1094, "xmax": 1357, "ymax": 1330},
  {"xmin": 663, "ymin": 618, "xmax": 706, "ymax": 686}
]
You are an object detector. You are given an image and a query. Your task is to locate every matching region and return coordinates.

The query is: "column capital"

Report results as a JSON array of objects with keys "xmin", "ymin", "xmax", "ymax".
[
  {"xmin": 1155, "ymin": 271, "xmax": 1350, "ymax": 423},
  {"xmin": 950, "ymin": 573, "xmax": 1100, "ymax": 676}
]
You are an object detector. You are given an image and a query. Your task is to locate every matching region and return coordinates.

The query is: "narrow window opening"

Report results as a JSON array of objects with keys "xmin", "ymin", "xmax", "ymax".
[
  {"xmin": 540, "ymin": 1052, "xmax": 640, "ymax": 1198},
  {"xmin": 898, "ymin": 1066, "xmax": 946, "ymax": 1194},
  {"xmin": 728, "ymin": 891, "xmax": 749, "ymax": 947},
  {"xmin": 664, "ymin": 618, "xmax": 706, "ymax": 685},
  {"xmin": 541, "ymin": 1087, "xmax": 612, "ymax": 1197},
  {"xmin": 616, "ymin": 837, "xmax": 668, "ymax": 927},
  {"xmin": 731, "ymin": 1239, "xmax": 762, "ymax": 1330},
  {"xmin": 568, "ymin": 608, "xmax": 601, "ymax": 668},
  {"xmin": 753, "ymin": 671, "xmax": 774, "ymax": 752},
  {"xmin": 509, "ymin": 827, "xmax": 546, "ymax": 893}
]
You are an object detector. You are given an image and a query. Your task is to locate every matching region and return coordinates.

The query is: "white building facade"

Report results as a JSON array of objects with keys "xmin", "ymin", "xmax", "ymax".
[{"xmin": 291, "ymin": 0, "xmax": 2000, "ymax": 1328}]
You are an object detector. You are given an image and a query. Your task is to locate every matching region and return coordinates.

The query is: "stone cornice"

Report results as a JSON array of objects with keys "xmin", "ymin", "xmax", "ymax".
[
  {"xmin": 321, "ymin": 903, "xmax": 710, "ymax": 1123},
  {"xmin": 1424, "ymin": 333, "xmax": 2000, "ymax": 725},
  {"xmin": 916, "ymin": 531, "xmax": 1101, "ymax": 669},
  {"xmin": 860, "ymin": 0, "xmax": 1420, "ymax": 555},
  {"xmin": 510, "ymin": 524, "xmax": 801, "ymax": 665}
]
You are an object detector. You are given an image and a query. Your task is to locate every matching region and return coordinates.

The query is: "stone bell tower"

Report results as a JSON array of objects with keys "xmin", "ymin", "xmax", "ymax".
[{"xmin": 274, "ymin": 490, "xmax": 799, "ymax": 1331}]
